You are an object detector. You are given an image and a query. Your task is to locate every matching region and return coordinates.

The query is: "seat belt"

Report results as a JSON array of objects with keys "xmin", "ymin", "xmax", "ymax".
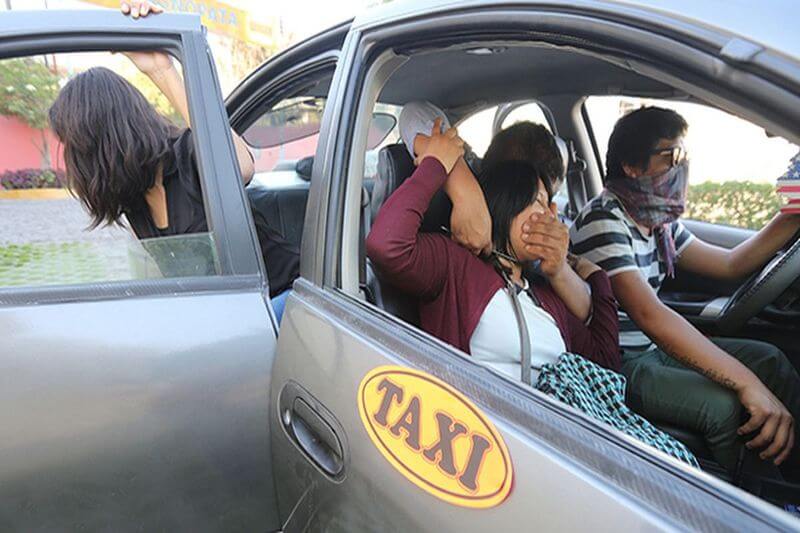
[
  {"xmin": 565, "ymin": 139, "xmax": 588, "ymax": 220},
  {"xmin": 359, "ymin": 186, "xmax": 371, "ymax": 300}
]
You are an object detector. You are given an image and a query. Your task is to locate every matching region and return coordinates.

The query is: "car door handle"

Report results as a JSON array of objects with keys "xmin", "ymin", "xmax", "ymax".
[{"xmin": 284, "ymin": 397, "xmax": 344, "ymax": 477}]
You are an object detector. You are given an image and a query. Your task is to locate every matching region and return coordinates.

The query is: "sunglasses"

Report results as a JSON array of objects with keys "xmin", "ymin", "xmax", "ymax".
[{"xmin": 650, "ymin": 143, "xmax": 688, "ymax": 168}]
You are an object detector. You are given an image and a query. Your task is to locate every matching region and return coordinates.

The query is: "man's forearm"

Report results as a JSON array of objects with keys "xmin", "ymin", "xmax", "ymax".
[
  {"xmin": 729, "ymin": 213, "xmax": 800, "ymax": 275},
  {"xmin": 641, "ymin": 304, "xmax": 756, "ymax": 391}
]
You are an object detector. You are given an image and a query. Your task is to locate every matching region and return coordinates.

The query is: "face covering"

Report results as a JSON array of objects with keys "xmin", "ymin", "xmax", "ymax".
[{"xmin": 606, "ymin": 161, "xmax": 690, "ymax": 277}]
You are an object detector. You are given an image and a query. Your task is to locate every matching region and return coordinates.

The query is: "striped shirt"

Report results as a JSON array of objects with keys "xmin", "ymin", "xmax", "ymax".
[{"xmin": 569, "ymin": 190, "xmax": 695, "ymax": 353}]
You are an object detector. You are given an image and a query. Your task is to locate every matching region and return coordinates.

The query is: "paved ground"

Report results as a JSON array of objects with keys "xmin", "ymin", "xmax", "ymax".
[
  {"xmin": 0, "ymin": 198, "xmax": 132, "ymax": 244},
  {"xmin": 0, "ymin": 199, "xmax": 140, "ymax": 286}
]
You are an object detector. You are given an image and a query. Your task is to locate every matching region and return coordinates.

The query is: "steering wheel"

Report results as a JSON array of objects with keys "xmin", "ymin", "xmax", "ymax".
[{"xmin": 716, "ymin": 230, "xmax": 800, "ymax": 334}]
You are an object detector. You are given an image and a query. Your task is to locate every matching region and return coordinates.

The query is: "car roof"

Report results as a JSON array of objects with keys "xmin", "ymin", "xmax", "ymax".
[{"xmin": 352, "ymin": 0, "xmax": 799, "ymax": 62}]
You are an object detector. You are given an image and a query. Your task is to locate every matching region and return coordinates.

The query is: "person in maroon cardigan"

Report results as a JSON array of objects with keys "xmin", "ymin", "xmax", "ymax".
[{"xmin": 367, "ymin": 120, "xmax": 620, "ymax": 382}]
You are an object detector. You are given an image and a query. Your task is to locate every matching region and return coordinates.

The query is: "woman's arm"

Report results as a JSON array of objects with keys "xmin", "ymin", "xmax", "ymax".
[
  {"xmin": 366, "ymin": 158, "xmax": 452, "ymax": 299},
  {"xmin": 564, "ymin": 270, "xmax": 621, "ymax": 371},
  {"xmin": 366, "ymin": 119, "xmax": 465, "ymax": 299},
  {"xmin": 121, "ymin": 2, "xmax": 255, "ymax": 184}
]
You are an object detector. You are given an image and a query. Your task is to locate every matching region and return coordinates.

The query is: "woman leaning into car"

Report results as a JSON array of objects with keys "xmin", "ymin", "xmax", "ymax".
[{"xmin": 47, "ymin": 1, "xmax": 299, "ymax": 320}]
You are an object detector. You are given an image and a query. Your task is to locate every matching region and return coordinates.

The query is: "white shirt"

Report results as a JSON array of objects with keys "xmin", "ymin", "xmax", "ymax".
[{"xmin": 469, "ymin": 282, "xmax": 566, "ymax": 383}]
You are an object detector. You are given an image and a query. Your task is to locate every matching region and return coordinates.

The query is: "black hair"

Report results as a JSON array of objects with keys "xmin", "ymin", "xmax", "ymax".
[
  {"xmin": 605, "ymin": 106, "xmax": 688, "ymax": 182},
  {"xmin": 482, "ymin": 121, "xmax": 564, "ymax": 190},
  {"xmin": 49, "ymin": 66, "xmax": 177, "ymax": 228},
  {"xmin": 478, "ymin": 160, "xmax": 552, "ymax": 257}
]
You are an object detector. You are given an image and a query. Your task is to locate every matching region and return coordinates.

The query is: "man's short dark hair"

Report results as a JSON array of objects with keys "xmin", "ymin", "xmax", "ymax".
[
  {"xmin": 478, "ymin": 160, "xmax": 552, "ymax": 257},
  {"xmin": 482, "ymin": 121, "xmax": 564, "ymax": 190},
  {"xmin": 605, "ymin": 106, "xmax": 688, "ymax": 182}
]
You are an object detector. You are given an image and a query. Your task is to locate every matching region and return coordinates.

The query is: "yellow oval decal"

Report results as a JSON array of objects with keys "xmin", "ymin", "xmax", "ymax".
[{"xmin": 357, "ymin": 366, "xmax": 513, "ymax": 508}]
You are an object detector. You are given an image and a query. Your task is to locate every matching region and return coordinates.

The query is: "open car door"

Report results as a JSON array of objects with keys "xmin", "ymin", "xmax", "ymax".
[{"xmin": 0, "ymin": 11, "xmax": 281, "ymax": 530}]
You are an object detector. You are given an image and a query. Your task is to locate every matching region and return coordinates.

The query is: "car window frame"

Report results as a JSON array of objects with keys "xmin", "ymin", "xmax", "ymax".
[{"xmin": 0, "ymin": 17, "xmax": 268, "ymax": 307}]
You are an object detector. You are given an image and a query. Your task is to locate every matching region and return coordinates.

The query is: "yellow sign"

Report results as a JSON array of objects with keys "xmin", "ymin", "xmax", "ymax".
[
  {"xmin": 358, "ymin": 366, "xmax": 513, "ymax": 508},
  {"xmin": 80, "ymin": 0, "xmax": 272, "ymax": 45}
]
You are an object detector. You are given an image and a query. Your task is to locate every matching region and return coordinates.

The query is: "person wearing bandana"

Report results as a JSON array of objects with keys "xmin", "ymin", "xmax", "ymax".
[{"xmin": 569, "ymin": 106, "xmax": 800, "ymax": 482}]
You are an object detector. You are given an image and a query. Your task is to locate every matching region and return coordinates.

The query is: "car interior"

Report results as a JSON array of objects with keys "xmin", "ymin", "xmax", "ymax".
[{"xmin": 236, "ymin": 36, "xmax": 800, "ymax": 503}]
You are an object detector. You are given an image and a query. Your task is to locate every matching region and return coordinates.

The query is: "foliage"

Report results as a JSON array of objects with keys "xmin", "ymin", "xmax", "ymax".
[
  {"xmin": 0, "ymin": 58, "xmax": 61, "ymax": 129},
  {"xmin": 686, "ymin": 181, "xmax": 782, "ymax": 230},
  {"xmin": 230, "ymin": 39, "xmax": 279, "ymax": 81},
  {"xmin": 0, "ymin": 168, "xmax": 65, "ymax": 190}
]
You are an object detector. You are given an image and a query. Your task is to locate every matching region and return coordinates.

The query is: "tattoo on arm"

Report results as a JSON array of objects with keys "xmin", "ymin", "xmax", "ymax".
[{"xmin": 659, "ymin": 340, "xmax": 739, "ymax": 390}]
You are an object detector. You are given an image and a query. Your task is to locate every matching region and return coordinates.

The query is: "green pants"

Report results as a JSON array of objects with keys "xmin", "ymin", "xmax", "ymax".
[{"xmin": 622, "ymin": 337, "xmax": 800, "ymax": 475}]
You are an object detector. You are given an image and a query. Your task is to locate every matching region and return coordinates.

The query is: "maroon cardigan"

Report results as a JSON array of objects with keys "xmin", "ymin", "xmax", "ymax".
[{"xmin": 366, "ymin": 157, "xmax": 621, "ymax": 372}]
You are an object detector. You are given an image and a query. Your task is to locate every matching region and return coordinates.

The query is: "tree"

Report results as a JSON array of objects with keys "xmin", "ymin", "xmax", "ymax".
[
  {"xmin": 230, "ymin": 38, "xmax": 279, "ymax": 81},
  {"xmin": 0, "ymin": 57, "xmax": 61, "ymax": 167}
]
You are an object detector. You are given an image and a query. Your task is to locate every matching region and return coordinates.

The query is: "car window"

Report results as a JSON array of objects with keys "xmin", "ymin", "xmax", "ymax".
[
  {"xmin": 364, "ymin": 103, "xmax": 402, "ymax": 181},
  {"xmin": 0, "ymin": 51, "xmax": 219, "ymax": 289},
  {"xmin": 458, "ymin": 106, "xmax": 497, "ymax": 156},
  {"xmin": 245, "ymin": 96, "xmax": 324, "ymax": 175},
  {"xmin": 584, "ymin": 96, "xmax": 799, "ymax": 230}
]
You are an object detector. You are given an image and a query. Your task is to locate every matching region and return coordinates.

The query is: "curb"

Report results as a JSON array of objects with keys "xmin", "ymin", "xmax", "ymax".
[{"xmin": 0, "ymin": 188, "xmax": 71, "ymax": 200}]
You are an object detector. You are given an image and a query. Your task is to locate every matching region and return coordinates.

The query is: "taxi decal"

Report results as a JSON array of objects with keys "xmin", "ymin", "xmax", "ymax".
[{"xmin": 357, "ymin": 366, "xmax": 513, "ymax": 508}]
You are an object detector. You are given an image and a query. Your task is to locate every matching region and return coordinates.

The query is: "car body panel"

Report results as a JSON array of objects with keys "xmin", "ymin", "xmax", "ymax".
[{"xmin": 0, "ymin": 292, "xmax": 277, "ymax": 531}]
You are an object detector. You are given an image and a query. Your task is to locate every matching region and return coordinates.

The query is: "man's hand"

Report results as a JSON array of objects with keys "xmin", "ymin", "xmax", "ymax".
[
  {"xmin": 737, "ymin": 382, "xmax": 795, "ymax": 465},
  {"xmin": 521, "ymin": 203, "xmax": 569, "ymax": 279},
  {"xmin": 121, "ymin": 0, "xmax": 163, "ymax": 18}
]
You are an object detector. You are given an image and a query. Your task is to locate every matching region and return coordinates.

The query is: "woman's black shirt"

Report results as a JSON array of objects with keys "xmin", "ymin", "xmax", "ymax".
[{"xmin": 125, "ymin": 129, "xmax": 300, "ymax": 297}]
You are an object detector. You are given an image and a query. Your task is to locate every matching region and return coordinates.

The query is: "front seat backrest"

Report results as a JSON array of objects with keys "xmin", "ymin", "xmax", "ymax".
[
  {"xmin": 368, "ymin": 142, "xmax": 421, "ymax": 326},
  {"xmin": 371, "ymin": 143, "xmax": 415, "ymax": 222}
]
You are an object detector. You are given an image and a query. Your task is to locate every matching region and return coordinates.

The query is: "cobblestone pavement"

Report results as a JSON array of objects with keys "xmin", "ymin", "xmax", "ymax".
[
  {"xmin": 0, "ymin": 199, "xmax": 140, "ymax": 286},
  {"xmin": 0, "ymin": 198, "xmax": 132, "ymax": 244}
]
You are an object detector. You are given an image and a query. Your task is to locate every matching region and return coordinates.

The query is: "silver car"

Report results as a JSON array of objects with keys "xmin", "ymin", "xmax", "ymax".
[{"xmin": 1, "ymin": 1, "xmax": 799, "ymax": 530}]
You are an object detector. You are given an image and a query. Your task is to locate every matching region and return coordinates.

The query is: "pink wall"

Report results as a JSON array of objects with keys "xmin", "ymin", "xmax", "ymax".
[
  {"xmin": 0, "ymin": 115, "xmax": 64, "ymax": 173},
  {"xmin": 1, "ymin": 114, "xmax": 319, "ymax": 175},
  {"xmin": 252, "ymin": 134, "xmax": 319, "ymax": 172}
]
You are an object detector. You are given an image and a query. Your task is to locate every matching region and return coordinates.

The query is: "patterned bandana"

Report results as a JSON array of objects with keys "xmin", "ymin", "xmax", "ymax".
[{"xmin": 606, "ymin": 161, "xmax": 689, "ymax": 277}]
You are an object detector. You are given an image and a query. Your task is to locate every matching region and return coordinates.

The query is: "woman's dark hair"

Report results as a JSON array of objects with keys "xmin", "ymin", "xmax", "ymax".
[
  {"xmin": 605, "ymin": 106, "xmax": 688, "ymax": 182},
  {"xmin": 482, "ymin": 121, "xmax": 564, "ymax": 190},
  {"xmin": 478, "ymin": 160, "xmax": 552, "ymax": 257},
  {"xmin": 48, "ymin": 66, "xmax": 176, "ymax": 228}
]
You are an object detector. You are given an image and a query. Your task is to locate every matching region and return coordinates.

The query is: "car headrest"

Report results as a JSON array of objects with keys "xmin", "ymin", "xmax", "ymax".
[
  {"xmin": 371, "ymin": 143, "xmax": 415, "ymax": 221},
  {"xmin": 553, "ymin": 136, "xmax": 569, "ymax": 186},
  {"xmin": 296, "ymin": 156, "xmax": 314, "ymax": 181}
]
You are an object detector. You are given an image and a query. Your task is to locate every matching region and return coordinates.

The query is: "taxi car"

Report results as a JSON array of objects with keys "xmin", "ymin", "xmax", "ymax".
[{"xmin": 1, "ymin": 1, "xmax": 799, "ymax": 530}]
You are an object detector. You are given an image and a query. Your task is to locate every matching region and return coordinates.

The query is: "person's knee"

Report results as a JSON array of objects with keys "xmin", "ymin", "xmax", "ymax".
[
  {"xmin": 700, "ymin": 388, "xmax": 742, "ymax": 436},
  {"xmin": 748, "ymin": 341, "xmax": 792, "ymax": 381}
]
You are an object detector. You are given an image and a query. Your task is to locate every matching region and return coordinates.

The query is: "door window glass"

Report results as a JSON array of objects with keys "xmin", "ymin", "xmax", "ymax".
[{"xmin": 0, "ymin": 51, "xmax": 219, "ymax": 289}]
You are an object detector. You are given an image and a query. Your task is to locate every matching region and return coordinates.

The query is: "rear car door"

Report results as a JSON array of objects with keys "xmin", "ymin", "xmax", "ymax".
[{"xmin": 0, "ymin": 11, "xmax": 281, "ymax": 530}]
